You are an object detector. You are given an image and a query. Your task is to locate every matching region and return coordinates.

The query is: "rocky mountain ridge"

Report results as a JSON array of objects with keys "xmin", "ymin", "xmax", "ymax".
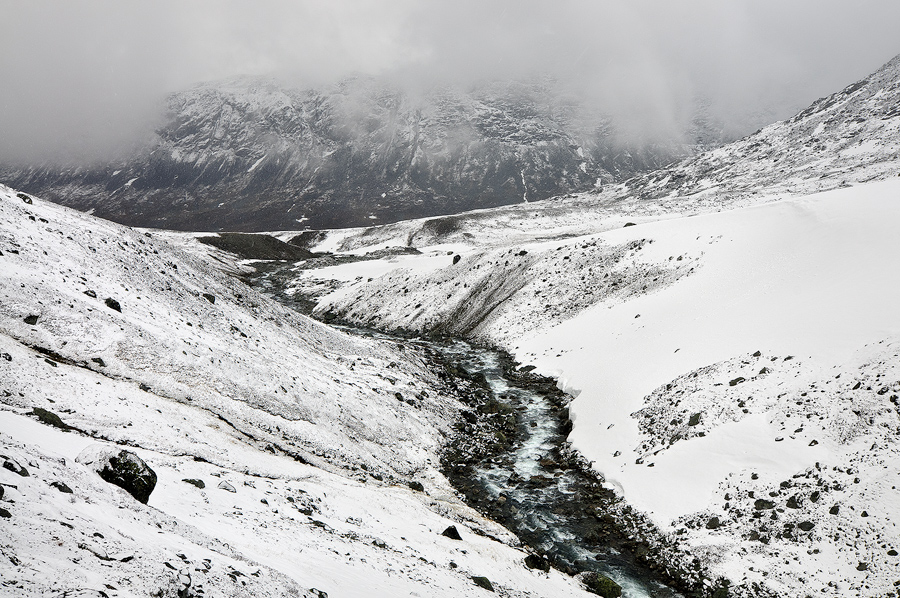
[{"xmin": 1, "ymin": 76, "xmax": 729, "ymax": 231}]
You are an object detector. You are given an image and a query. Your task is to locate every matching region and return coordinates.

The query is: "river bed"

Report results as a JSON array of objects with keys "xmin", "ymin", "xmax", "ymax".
[{"xmin": 248, "ymin": 263, "xmax": 683, "ymax": 598}]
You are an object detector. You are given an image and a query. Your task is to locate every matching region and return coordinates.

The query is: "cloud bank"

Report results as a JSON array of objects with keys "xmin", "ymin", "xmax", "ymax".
[{"xmin": 1, "ymin": 0, "xmax": 898, "ymax": 163}]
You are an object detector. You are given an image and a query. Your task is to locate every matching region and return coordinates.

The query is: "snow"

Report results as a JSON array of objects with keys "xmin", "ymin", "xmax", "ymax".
[
  {"xmin": 247, "ymin": 155, "xmax": 266, "ymax": 172},
  {"xmin": 0, "ymin": 185, "xmax": 594, "ymax": 598},
  {"xmin": 305, "ymin": 177, "xmax": 900, "ymax": 595}
]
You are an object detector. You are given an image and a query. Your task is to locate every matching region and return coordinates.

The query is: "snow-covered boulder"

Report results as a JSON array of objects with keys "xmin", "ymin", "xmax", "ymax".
[{"xmin": 76, "ymin": 444, "xmax": 157, "ymax": 504}]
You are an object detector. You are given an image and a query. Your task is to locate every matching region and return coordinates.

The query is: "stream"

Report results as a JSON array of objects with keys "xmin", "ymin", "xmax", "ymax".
[{"xmin": 248, "ymin": 263, "xmax": 682, "ymax": 598}]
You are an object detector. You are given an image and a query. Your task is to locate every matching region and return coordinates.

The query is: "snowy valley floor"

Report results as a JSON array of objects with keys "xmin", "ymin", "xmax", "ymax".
[{"xmin": 292, "ymin": 177, "xmax": 900, "ymax": 597}]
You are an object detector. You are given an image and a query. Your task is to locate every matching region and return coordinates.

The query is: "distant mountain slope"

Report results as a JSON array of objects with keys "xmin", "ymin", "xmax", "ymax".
[
  {"xmin": 0, "ymin": 77, "xmax": 726, "ymax": 231},
  {"xmin": 311, "ymin": 53, "xmax": 900, "ymax": 255}
]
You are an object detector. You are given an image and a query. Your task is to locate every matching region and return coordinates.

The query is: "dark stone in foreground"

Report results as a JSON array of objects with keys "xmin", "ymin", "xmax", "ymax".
[
  {"xmin": 441, "ymin": 525, "xmax": 462, "ymax": 540},
  {"xmin": 472, "ymin": 576, "xmax": 494, "ymax": 592},
  {"xmin": 524, "ymin": 553, "xmax": 551, "ymax": 572},
  {"xmin": 77, "ymin": 445, "xmax": 157, "ymax": 504},
  {"xmin": 23, "ymin": 314, "xmax": 39, "ymax": 325},
  {"xmin": 50, "ymin": 481, "xmax": 74, "ymax": 493},
  {"xmin": 581, "ymin": 571, "xmax": 623, "ymax": 597},
  {"xmin": 182, "ymin": 478, "xmax": 205, "ymax": 489},
  {"xmin": 30, "ymin": 407, "xmax": 71, "ymax": 430},
  {"xmin": 105, "ymin": 298, "xmax": 122, "ymax": 312}
]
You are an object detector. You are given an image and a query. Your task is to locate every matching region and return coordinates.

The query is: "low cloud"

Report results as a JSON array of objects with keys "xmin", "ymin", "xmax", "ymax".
[{"xmin": 1, "ymin": 0, "xmax": 898, "ymax": 164}]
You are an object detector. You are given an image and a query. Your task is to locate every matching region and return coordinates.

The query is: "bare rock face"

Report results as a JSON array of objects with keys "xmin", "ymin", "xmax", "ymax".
[
  {"xmin": 76, "ymin": 445, "xmax": 157, "ymax": 504},
  {"xmin": 0, "ymin": 76, "xmax": 722, "ymax": 232}
]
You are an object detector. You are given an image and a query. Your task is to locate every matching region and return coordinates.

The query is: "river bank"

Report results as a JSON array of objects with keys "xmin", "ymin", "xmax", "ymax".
[{"xmin": 245, "ymin": 262, "xmax": 733, "ymax": 598}]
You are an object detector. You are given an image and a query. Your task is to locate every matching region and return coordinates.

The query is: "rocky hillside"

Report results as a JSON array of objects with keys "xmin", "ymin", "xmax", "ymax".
[
  {"xmin": 0, "ymin": 185, "xmax": 596, "ymax": 598},
  {"xmin": 0, "ymin": 77, "xmax": 727, "ymax": 231}
]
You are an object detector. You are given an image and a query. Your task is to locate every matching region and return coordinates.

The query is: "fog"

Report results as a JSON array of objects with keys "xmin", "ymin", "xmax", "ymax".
[{"xmin": 1, "ymin": 0, "xmax": 899, "ymax": 164}]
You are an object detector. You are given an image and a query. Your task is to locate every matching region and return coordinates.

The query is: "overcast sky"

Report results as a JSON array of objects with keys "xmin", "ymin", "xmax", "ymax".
[{"xmin": 1, "ymin": 0, "xmax": 899, "ymax": 164}]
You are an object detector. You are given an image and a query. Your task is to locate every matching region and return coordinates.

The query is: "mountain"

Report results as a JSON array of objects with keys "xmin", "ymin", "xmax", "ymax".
[
  {"xmin": 265, "ymin": 54, "xmax": 900, "ymax": 597},
  {"xmin": 305, "ymin": 52, "xmax": 900, "ymax": 255},
  {"xmin": 0, "ymin": 76, "xmax": 729, "ymax": 232},
  {"xmin": 0, "ymin": 185, "xmax": 596, "ymax": 598}
]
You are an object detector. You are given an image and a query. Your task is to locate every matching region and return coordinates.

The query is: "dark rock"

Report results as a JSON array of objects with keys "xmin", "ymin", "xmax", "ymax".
[
  {"xmin": 754, "ymin": 499, "xmax": 776, "ymax": 510},
  {"xmin": 30, "ymin": 407, "xmax": 70, "ymax": 430},
  {"xmin": 688, "ymin": 412, "xmax": 702, "ymax": 427},
  {"xmin": 76, "ymin": 445, "xmax": 157, "ymax": 504},
  {"xmin": 524, "ymin": 553, "xmax": 551, "ymax": 572},
  {"xmin": 202, "ymin": 293, "xmax": 216, "ymax": 304},
  {"xmin": 0, "ymin": 352, "xmax": 10, "ymax": 361},
  {"xmin": 0, "ymin": 507, "xmax": 10, "ymax": 518},
  {"xmin": 23, "ymin": 315, "xmax": 39, "ymax": 325},
  {"xmin": 198, "ymin": 233, "xmax": 315, "ymax": 260},
  {"xmin": 758, "ymin": 367, "xmax": 772, "ymax": 375},
  {"xmin": 182, "ymin": 478, "xmax": 205, "ymax": 489},
  {"xmin": 706, "ymin": 516, "xmax": 721, "ymax": 529},
  {"xmin": 856, "ymin": 562, "xmax": 868, "ymax": 571},
  {"xmin": 623, "ymin": 222, "xmax": 637, "ymax": 227},
  {"xmin": 517, "ymin": 250, "xmax": 528, "ymax": 256},
  {"xmin": 471, "ymin": 576, "xmax": 494, "ymax": 592},
  {"xmin": 441, "ymin": 525, "xmax": 462, "ymax": 540},
  {"xmin": 50, "ymin": 481, "xmax": 74, "ymax": 493},
  {"xmin": 452, "ymin": 254, "xmax": 462, "ymax": 265},
  {"xmin": 798, "ymin": 521, "xmax": 814, "ymax": 531},
  {"xmin": 829, "ymin": 505, "xmax": 840, "ymax": 515},
  {"xmin": 786, "ymin": 495, "xmax": 802, "ymax": 509},
  {"xmin": 752, "ymin": 350, "xmax": 762, "ymax": 357},
  {"xmin": 408, "ymin": 481, "xmax": 425, "ymax": 492},
  {"xmin": 91, "ymin": 357, "xmax": 106, "ymax": 367},
  {"xmin": 17, "ymin": 193, "xmax": 32, "ymax": 204},
  {"xmin": 729, "ymin": 377, "xmax": 746, "ymax": 386},
  {"xmin": 217, "ymin": 480, "xmax": 237, "ymax": 493},
  {"xmin": 581, "ymin": 571, "xmax": 623, "ymax": 597},
  {"xmin": 83, "ymin": 290, "xmax": 97, "ymax": 298},
  {"xmin": 1, "ymin": 455, "xmax": 29, "ymax": 477},
  {"xmin": 104, "ymin": 298, "xmax": 121, "ymax": 312}
]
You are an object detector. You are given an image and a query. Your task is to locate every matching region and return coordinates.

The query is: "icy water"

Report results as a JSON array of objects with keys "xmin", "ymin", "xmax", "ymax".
[
  {"xmin": 431, "ymin": 338, "xmax": 680, "ymax": 598},
  {"xmin": 248, "ymin": 267, "xmax": 680, "ymax": 597}
]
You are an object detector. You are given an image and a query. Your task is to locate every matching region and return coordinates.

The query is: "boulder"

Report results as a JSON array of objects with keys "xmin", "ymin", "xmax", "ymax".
[
  {"xmin": 441, "ymin": 525, "xmax": 462, "ymax": 540},
  {"xmin": 76, "ymin": 445, "xmax": 157, "ymax": 504},
  {"xmin": 580, "ymin": 571, "xmax": 622, "ymax": 597}
]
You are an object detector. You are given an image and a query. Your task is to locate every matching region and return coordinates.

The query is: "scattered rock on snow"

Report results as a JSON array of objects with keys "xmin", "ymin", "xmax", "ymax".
[
  {"xmin": 182, "ymin": 478, "xmax": 205, "ymax": 489},
  {"xmin": 1, "ymin": 455, "xmax": 29, "ymax": 477},
  {"xmin": 217, "ymin": 480, "xmax": 237, "ymax": 493},
  {"xmin": 441, "ymin": 525, "xmax": 462, "ymax": 540},
  {"xmin": 471, "ymin": 576, "xmax": 494, "ymax": 591},
  {"xmin": 104, "ymin": 297, "xmax": 122, "ymax": 312},
  {"xmin": 76, "ymin": 445, "xmax": 157, "ymax": 504},
  {"xmin": 30, "ymin": 407, "xmax": 71, "ymax": 430},
  {"xmin": 524, "ymin": 553, "xmax": 551, "ymax": 571}
]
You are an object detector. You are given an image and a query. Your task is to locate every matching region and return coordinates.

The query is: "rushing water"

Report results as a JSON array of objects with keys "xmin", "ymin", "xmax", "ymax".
[
  {"xmin": 250, "ymin": 266, "xmax": 681, "ymax": 597},
  {"xmin": 432, "ymin": 338, "xmax": 680, "ymax": 598}
]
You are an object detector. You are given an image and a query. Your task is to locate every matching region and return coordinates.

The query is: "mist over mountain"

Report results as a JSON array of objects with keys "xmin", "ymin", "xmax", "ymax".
[{"xmin": 0, "ymin": 76, "xmax": 735, "ymax": 231}]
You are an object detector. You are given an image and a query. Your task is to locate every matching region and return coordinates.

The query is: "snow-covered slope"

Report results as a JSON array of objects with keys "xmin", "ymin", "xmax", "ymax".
[
  {"xmin": 298, "ymin": 53, "xmax": 900, "ymax": 257},
  {"xmin": 302, "ymin": 177, "xmax": 900, "ymax": 597},
  {"xmin": 0, "ymin": 186, "xmax": 594, "ymax": 598}
]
